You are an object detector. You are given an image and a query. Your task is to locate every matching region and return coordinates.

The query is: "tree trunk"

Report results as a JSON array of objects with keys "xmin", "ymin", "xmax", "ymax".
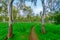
[
  {"xmin": 8, "ymin": 0, "xmax": 13, "ymax": 38},
  {"xmin": 42, "ymin": 16, "xmax": 45, "ymax": 34},
  {"xmin": 41, "ymin": 0, "xmax": 45, "ymax": 34}
]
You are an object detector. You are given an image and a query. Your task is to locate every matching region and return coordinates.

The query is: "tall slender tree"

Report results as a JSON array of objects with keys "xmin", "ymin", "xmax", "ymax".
[
  {"xmin": 2, "ymin": 0, "xmax": 8, "ymax": 22},
  {"xmin": 41, "ymin": 0, "xmax": 45, "ymax": 34},
  {"xmin": 8, "ymin": 0, "xmax": 14, "ymax": 38},
  {"xmin": 23, "ymin": 0, "xmax": 46, "ymax": 34}
]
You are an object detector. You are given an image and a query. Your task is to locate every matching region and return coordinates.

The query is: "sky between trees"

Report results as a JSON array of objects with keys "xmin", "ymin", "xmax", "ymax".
[{"xmin": 13, "ymin": 0, "xmax": 43, "ymax": 15}]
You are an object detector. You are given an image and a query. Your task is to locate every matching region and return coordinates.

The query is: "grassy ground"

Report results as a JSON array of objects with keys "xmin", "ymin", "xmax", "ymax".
[{"xmin": 0, "ymin": 22, "xmax": 60, "ymax": 40}]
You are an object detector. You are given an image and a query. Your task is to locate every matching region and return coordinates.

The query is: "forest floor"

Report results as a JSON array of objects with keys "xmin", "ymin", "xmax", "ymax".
[{"xmin": 0, "ymin": 22, "xmax": 60, "ymax": 40}]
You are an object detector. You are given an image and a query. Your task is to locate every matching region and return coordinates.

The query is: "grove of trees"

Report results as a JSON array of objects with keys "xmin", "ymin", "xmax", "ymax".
[{"xmin": 0, "ymin": 0, "xmax": 60, "ymax": 39}]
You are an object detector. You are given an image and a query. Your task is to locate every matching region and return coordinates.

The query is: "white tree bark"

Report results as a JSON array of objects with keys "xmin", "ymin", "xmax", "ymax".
[
  {"xmin": 8, "ymin": 0, "xmax": 13, "ymax": 38},
  {"xmin": 41, "ymin": 0, "xmax": 45, "ymax": 34}
]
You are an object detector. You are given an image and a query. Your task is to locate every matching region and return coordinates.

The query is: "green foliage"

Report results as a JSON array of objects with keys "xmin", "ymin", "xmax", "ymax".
[
  {"xmin": 0, "ymin": 16, "xmax": 3, "ymax": 21},
  {"xmin": 53, "ymin": 11, "xmax": 60, "ymax": 24},
  {"xmin": 0, "ymin": 7, "xmax": 2, "ymax": 11},
  {"xmin": 5, "ymin": 16, "xmax": 9, "ymax": 21},
  {"xmin": 12, "ymin": 6, "xmax": 18, "ymax": 21}
]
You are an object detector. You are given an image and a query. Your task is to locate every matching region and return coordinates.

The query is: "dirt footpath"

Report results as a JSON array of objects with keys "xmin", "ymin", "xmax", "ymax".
[{"xmin": 30, "ymin": 26, "xmax": 39, "ymax": 40}]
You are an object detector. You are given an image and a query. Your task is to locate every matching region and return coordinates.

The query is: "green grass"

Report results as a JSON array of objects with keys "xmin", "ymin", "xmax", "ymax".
[{"xmin": 0, "ymin": 22, "xmax": 60, "ymax": 40}]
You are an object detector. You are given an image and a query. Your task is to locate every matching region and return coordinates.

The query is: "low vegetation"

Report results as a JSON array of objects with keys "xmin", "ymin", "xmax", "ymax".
[{"xmin": 0, "ymin": 22, "xmax": 60, "ymax": 40}]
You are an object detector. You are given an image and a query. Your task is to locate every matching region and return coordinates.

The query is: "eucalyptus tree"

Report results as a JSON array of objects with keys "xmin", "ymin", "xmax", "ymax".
[
  {"xmin": 0, "ymin": 0, "xmax": 8, "ymax": 22},
  {"xmin": 14, "ymin": 0, "xmax": 34, "ymax": 22},
  {"xmin": 13, "ymin": 0, "xmax": 21, "ymax": 20},
  {"xmin": 23, "ymin": 6, "xmax": 33, "ymax": 22},
  {"xmin": 25, "ymin": 0, "xmax": 46, "ymax": 34},
  {"xmin": 17, "ymin": 0, "xmax": 46, "ymax": 34},
  {"xmin": 7, "ymin": 0, "xmax": 29, "ymax": 38},
  {"xmin": 8, "ymin": 0, "xmax": 14, "ymax": 38},
  {"xmin": 47, "ymin": 0, "xmax": 60, "ymax": 12},
  {"xmin": 27, "ymin": 0, "xmax": 46, "ymax": 34},
  {"xmin": 41, "ymin": 0, "xmax": 46, "ymax": 34},
  {"xmin": 12, "ymin": 6, "xmax": 18, "ymax": 21},
  {"xmin": 2, "ymin": 0, "xmax": 8, "ymax": 22}
]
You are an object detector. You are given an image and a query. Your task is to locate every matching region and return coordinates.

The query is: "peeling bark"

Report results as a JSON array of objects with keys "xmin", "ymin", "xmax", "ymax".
[
  {"xmin": 8, "ymin": 24, "xmax": 12, "ymax": 38},
  {"xmin": 8, "ymin": 0, "xmax": 13, "ymax": 38},
  {"xmin": 41, "ymin": 0, "xmax": 46, "ymax": 34},
  {"xmin": 42, "ymin": 24, "xmax": 45, "ymax": 34}
]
